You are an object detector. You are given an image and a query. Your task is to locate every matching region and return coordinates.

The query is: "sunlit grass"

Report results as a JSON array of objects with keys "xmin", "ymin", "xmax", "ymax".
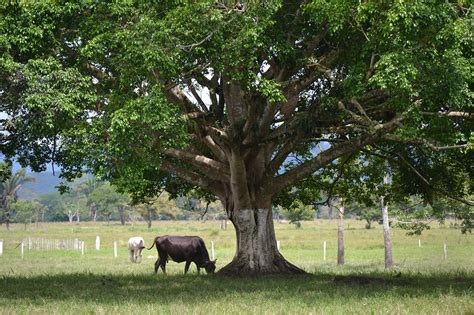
[{"xmin": 0, "ymin": 220, "xmax": 472, "ymax": 314}]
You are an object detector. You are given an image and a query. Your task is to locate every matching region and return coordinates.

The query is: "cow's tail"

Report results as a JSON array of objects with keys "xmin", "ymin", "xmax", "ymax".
[{"xmin": 147, "ymin": 236, "xmax": 159, "ymax": 250}]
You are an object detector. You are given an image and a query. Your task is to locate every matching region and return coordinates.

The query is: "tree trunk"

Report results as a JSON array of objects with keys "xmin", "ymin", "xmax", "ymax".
[
  {"xmin": 5, "ymin": 212, "xmax": 10, "ymax": 230},
  {"xmin": 365, "ymin": 219, "xmax": 372, "ymax": 229},
  {"xmin": 381, "ymin": 196, "xmax": 393, "ymax": 268},
  {"xmin": 90, "ymin": 203, "xmax": 97, "ymax": 222},
  {"xmin": 337, "ymin": 205, "xmax": 345, "ymax": 266},
  {"xmin": 328, "ymin": 198, "xmax": 334, "ymax": 221},
  {"xmin": 147, "ymin": 209, "xmax": 152, "ymax": 228},
  {"xmin": 218, "ymin": 208, "xmax": 305, "ymax": 275},
  {"xmin": 119, "ymin": 206, "xmax": 126, "ymax": 225}
]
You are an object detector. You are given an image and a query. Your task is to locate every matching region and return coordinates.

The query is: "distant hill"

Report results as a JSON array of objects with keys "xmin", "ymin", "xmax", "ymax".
[{"xmin": 17, "ymin": 172, "xmax": 63, "ymax": 199}]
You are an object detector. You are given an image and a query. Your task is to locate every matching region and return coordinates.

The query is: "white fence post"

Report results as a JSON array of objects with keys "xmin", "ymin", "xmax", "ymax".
[
  {"xmin": 418, "ymin": 239, "xmax": 421, "ymax": 248},
  {"xmin": 114, "ymin": 241, "xmax": 117, "ymax": 258},
  {"xmin": 277, "ymin": 240, "xmax": 280, "ymax": 251},
  {"xmin": 211, "ymin": 241, "xmax": 215, "ymax": 260},
  {"xmin": 323, "ymin": 241, "xmax": 326, "ymax": 261},
  {"xmin": 443, "ymin": 241, "xmax": 447, "ymax": 260},
  {"xmin": 81, "ymin": 241, "xmax": 85, "ymax": 256},
  {"xmin": 95, "ymin": 236, "xmax": 100, "ymax": 251},
  {"xmin": 21, "ymin": 242, "xmax": 24, "ymax": 259},
  {"xmin": 0, "ymin": 240, "xmax": 3, "ymax": 256}
]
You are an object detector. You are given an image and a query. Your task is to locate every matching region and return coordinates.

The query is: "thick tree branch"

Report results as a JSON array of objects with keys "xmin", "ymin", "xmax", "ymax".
[
  {"xmin": 201, "ymin": 135, "xmax": 227, "ymax": 162},
  {"xmin": 222, "ymin": 73, "xmax": 247, "ymax": 124},
  {"xmin": 160, "ymin": 161, "xmax": 223, "ymax": 196},
  {"xmin": 187, "ymin": 80, "xmax": 209, "ymax": 112},
  {"xmin": 268, "ymin": 135, "xmax": 376, "ymax": 195},
  {"xmin": 422, "ymin": 111, "xmax": 473, "ymax": 118},
  {"xmin": 266, "ymin": 136, "xmax": 303, "ymax": 177},
  {"xmin": 268, "ymin": 115, "xmax": 402, "ymax": 195},
  {"xmin": 164, "ymin": 85, "xmax": 200, "ymax": 114},
  {"xmin": 383, "ymin": 134, "xmax": 469, "ymax": 151},
  {"xmin": 163, "ymin": 148, "xmax": 230, "ymax": 180},
  {"xmin": 371, "ymin": 145, "xmax": 474, "ymax": 206}
]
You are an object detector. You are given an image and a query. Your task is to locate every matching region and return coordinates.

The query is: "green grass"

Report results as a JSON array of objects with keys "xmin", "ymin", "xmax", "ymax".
[{"xmin": 0, "ymin": 220, "xmax": 473, "ymax": 314}]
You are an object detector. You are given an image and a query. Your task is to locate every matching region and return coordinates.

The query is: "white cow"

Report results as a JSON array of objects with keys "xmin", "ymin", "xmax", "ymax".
[{"xmin": 128, "ymin": 237, "xmax": 146, "ymax": 263}]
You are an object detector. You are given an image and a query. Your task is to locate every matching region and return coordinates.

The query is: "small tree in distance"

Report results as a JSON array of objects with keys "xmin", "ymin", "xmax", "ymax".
[
  {"xmin": 282, "ymin": 200, "xmax": 313, "ymax": 228},
  {"xmin": 10, "ymin": 199, "xmax": 43, "ymax": 230}
]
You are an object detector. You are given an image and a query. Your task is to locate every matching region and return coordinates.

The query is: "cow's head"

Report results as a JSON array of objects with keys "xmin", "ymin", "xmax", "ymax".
[{"xmin": 204, "ymin": 259, "xmax": 217, "ymax": 274}]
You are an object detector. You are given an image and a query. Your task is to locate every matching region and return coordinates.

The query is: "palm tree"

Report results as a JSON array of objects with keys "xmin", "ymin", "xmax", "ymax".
[{"xmin": 0, "ymin": 168, "xmax": 36, "ymax": 230}]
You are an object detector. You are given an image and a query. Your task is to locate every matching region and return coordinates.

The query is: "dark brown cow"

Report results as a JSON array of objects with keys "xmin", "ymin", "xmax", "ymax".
[{"xmin": 148, "ymin": 235, "xmax": 216, "ymax": 274}]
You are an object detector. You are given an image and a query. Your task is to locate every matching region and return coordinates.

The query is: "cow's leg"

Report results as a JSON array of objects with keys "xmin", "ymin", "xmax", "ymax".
[
  {"xmin": 157, "ymin": 249, "xmax": 167, "ymax": 274},
  {"xmin": 154, "ymin": 257, "xmax": 162, "ymax": 273},
  {"xmin": 184, "ymin": 261, "xmax": 191, "ymax": 274},
  {"xmin": 133, "ymin": 249, "xmax": 138, "ymax": 263},
  {"xmin": 160, "ymin": 259, "xmax": 167, "ymax": 274},
  {"xmin": 196, "ymin": 263, "xmax": 201, "ymax": 274},
  {"xmin": 137, "ymin": 248, "xmax": 143, "ymax": 263},
  {"xmin": 129, "ymin": 250, "xmax": 134, "ymax": 263}
]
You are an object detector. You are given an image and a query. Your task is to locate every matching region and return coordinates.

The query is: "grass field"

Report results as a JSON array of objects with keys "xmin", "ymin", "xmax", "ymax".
[{"xmin": 0, "ymin": 220, "xmax": 473, "ymax": 314}]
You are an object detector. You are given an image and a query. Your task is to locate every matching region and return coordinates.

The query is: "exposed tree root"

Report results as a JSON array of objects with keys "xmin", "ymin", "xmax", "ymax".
[{"xmin": 218, "ymin": 254, "xmax": 306, "ymax": 276}]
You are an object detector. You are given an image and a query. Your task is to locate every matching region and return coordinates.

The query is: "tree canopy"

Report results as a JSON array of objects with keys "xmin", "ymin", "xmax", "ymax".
[{"xmin": 1, "ymin": 0, "xmax": 472, "ymax": 274}]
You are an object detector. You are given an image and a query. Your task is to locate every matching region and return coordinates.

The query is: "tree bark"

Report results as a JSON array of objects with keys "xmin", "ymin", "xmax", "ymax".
[
  {"xmin": 90, "ymin": 203, "xmax": 97, "ymax": 222},
  {"xmin": 337, "ymin": 205, "xmax": 345, "ymax": 266},
  {"xmin": 5, "ymin": 212, "xmax": 10, "ymax": 230},
  {"xmin": 118, "ymin": 205, "xmax": 126, "ymax": 225},
  {"xmin": 67, "ymin": 212, "xmax": 75, "ymax": 223},
  {"xmin": 328, "ymin": 198, "xmax": 334, "ymax": 221},
  {"xmin": 218, "ymin": 208, "xmax": 305, "ymax": 275},
  {"xmin": 147, "ymin": 207, "xmax": 152, "ymax": 228},
  {"xmin": 381, "ymin": 196, "xmax": 393, "ymax": 268}
]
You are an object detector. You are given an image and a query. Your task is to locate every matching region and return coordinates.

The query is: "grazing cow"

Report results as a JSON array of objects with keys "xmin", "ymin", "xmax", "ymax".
[
  {"xmin": 128, "ymin": 237, "xmax": 146, "ymax": 263},
  {"xmin": 148, "ymin": 235, "xmax": 216, "ymax": 274}
]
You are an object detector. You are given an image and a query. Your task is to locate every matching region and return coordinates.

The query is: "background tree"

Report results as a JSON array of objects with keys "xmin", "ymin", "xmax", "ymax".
[
  {"xmin": 0, "ymin": 168, "xmax": 35, "ymax": 230},
  {"xmin": 135, "ymin": 203, "xmax": 158, "ymax": 228},
  {"xmin": 351, "ymin": 203, "xmax": 381, "ymax": 230},
  {"xmin": 75, "ymin": 177, "xmax": 103, "ymax": 222},
  {"xmin": 1, "ymin": 1, "xmax": 472, "ymax": 274},
  {"xmin": 281, "ymin": 200, "xmax": 314, "ymax": 228},
  {"xmin": 10, "ymin": 199, "xmax": 42, "ymax": 230},
  {"xmin": 89, "ymin": 184, "xmax": 130, "ymax": 225}
]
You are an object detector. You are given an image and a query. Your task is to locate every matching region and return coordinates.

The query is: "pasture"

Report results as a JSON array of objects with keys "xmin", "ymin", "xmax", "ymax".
[{"xmin": 0, "ymin": 220, "xmax": 473, "ymax": 314}]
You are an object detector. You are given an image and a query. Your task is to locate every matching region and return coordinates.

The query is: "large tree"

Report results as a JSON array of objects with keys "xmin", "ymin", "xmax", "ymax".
[{"xmin": 1, "ymin": 1, "xmax": 472, "ymax": 274}]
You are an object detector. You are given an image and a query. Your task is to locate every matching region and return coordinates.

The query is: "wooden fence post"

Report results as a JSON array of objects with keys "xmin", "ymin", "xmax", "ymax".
[
  {"xmin": 114, "ymin": 241, "xmax": 117, "ymax": 258},
  {"xmin": 81, "ymin": 241, "xmax": 85, "ymax": 256},
  {"xmin": 21, "ymin": 242, "xmax": 24, "ymax": 259},
  {"xmin": 418, "ymin": 239, "xmax": 421, "ymax": 248},
  {"xmin": 95, "ymin": 236, "xmax": 100, "ymax": 251}
]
